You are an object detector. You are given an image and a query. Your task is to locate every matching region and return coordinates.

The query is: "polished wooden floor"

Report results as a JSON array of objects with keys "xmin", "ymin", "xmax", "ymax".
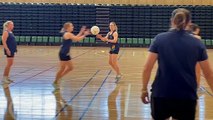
[{"xmin": 0, "ymin": 46, "xmax": 212, "ymax": 120}]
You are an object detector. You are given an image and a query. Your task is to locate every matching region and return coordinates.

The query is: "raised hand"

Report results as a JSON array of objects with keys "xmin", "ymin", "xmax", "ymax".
[
  {"xmin": 80, "ymin": 26, "xmax": 87, "ymax": 32},
  {"xmin": 83, "ymin": 29, "xmax": 91, "ymax": 36}
]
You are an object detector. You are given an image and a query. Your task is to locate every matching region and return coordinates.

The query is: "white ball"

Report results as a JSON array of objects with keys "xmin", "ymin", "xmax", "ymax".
[{"xmin": 91, "ymin": 26, "xmax": 100, "ymax": 35}]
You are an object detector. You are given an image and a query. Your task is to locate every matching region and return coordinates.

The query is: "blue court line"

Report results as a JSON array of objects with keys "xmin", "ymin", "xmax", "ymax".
[
  {"xmin": 79, "ymin": 70, "xmax": 112, "ymax": 120},
  {"xmin": 10, "ymin": 66, "xmax": 56, "ymax": 87},
  {"xmin": 200, "ymin": 75, "xmax": 213, "ymax": 97},
  {"xmin": 4, "ymin": 48, "xmax": 95, "ymax": 89},
  {"xmin": 54, "ymin": 70, "xmax": 100, "ymax": 117},
  {"xmin": 200, "ymin": 86, "xmax": 213, "ymax": 97},
  {"xmin": 54, "ymin": 48, "xmax": 124, "ymax": 119},
  {"xmin": 10, "ymin": 68, "xmax": 34, "ymax": 77}
]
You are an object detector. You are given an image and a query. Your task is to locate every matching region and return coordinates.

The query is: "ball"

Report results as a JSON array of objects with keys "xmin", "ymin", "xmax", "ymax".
[{"xmin": 91, "ymin": 26, "xmax": 100, "ymax": 35}]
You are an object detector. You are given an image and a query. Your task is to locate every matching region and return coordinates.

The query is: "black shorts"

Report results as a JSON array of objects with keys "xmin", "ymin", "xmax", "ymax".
[
  {"xmin": 151, "ymin": 97, "xmax": 197, "ymax": 120},
  {"xmin": 59, "ymin": 53, "xmax": 71, "ymax": 61},
  {"xmin": 4, "ymin": 51, "xmax": 15, "ymax": 58},
  {"xmin": 109, "ymin": 45, "xmax": 120, "ymax": 54}
]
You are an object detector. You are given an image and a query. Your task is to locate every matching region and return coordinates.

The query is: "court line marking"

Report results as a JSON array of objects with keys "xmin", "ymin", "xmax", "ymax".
[
  {"xmin": 124, "ymin": 83, "xmax": 131, "ymax": 117},
  {"xmin": 10, "ymin": 66, "xmax": 55, "ymax": 87},
  {"xmin": 200, "ymin": 75, "xmax": 213, "ymax": 97},
  {"xmin": 57, "ymin": 49, "xmax": 125, "ymax": 119},
  {"xmin": 79, "ymin": 70, "xmax": 112, "ymax": 120},
  {"xmin": 54, "ymin": 70, "xmax": 100, "ymax": 117},
  {"xmin": 2, "ymin": 48, "xmax": 95, "ymax": 89},
  {"xmin": 200, "ymin": 86, "xmax": 213, "ymax": 97},
  {"xmin": 11, "ymin": 68, "xmax": 35, "ymax": 77}
]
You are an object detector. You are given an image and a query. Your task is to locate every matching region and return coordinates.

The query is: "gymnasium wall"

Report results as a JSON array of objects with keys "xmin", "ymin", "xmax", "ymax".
[{"xmin": 0, "ymin": 0, "xmax": 213, "ymax": 5}]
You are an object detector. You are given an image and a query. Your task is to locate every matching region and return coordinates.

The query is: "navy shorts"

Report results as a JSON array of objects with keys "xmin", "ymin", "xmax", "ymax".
[
  {"xmin": 151, "ymin": 97, "xmax": 197, "ymax": 120},
  {"xmin": 4, "ymin": 51, "xmax": 15, "ymax": 58},
  {"xmin": 109, "ymin": 45, "xmax": 120, "ymax": 54},
  {"xmin": 59, "ymin": 53, "xmax": 71, "ymax": 61}
]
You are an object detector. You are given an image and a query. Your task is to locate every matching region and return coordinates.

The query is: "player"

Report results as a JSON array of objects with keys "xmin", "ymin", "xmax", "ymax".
[
  {"xmin": 96, "ymin": 22, "xmax": 122, "ymax": 80},
  {"xmin": 141, "ymin": 8, "xmax": 213, "ymax": 119},
  {"xmin": 1, "ymin": 21, "xmax": 17, "ymax": 84},
  {"xmin": 53, "ymin": 22, "xmax": 90, "ymax": 89}
]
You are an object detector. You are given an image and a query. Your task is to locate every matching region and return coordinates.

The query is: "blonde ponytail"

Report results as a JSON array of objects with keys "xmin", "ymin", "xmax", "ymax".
[
  {"xmin": 171, "ymin": 8, "xmax": 191, "ymax": 30},
  {"xmin": 60, "ymin": 22, "xmax": 72, "ymax": 33},
  {"xmin": 3, "ymin": 21, "xmax": 12, "ymax": 32},
  {"xmin": 173, "ymin": 12, "xmax": 186, "ymax": 30}
]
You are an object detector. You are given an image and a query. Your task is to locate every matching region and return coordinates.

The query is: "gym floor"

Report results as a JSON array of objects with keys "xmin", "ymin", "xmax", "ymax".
[{"xmin": 0, "ymin": 46, "xmax": 212, "ymax": 120}]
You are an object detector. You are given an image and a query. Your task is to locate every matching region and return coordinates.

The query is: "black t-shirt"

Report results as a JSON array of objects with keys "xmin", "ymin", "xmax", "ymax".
[{"xmin": 149, "ymin": 29, "xmax": 208, "ymax": 100}]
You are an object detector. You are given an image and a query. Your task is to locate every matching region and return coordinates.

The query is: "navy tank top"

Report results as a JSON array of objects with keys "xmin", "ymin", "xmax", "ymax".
[
  {"xmin": 108, "ymin": 30, "xmax": 118, "ymax": 46},
  {"xmin": 60, "ymin": 32, "xmax": 72, "ymax": 55},
  {"xmin": 5, "ymin": 31, "xmax": 17, "ymax": 53}
]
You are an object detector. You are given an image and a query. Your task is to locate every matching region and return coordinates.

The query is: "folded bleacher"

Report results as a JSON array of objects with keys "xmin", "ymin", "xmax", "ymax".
[{"xmin": 0, "ymin": 2, "xmax": 212, "ymax": 48}]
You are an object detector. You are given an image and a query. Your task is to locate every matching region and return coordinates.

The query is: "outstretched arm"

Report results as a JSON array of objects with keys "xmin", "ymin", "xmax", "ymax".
[
  {"xmin": 77, "ymin": 26, "xmax": 86, "ymax": 37},
  {"xmin": 96, "ymin": 33, "xmax": 109, "ymax": 42},
  {"xmin": 64, "ymin": 29, "xmax": 90, "ymax": 42}
]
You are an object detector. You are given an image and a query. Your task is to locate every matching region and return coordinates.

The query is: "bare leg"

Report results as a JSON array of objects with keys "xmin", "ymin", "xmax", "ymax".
[
  {"xmin": 60, "ymin": 60, "xmax": 73, "ymax": 77},
  {"xmin": 111, "ymin": 54, "xmax": 121, "ymax": 75},
  {"xmin": 109, "ymin": 54, "xmax": 117, "ymax": 71},
  {"xmin": 54, "ymin": 60, "xmax": 74, "ymax": 84},
  {"xmin": 3, "ymin": 58, "xmax": 14, "ymax": 78},
  {"xmin": 54, "ymin": 61, "xmax": 66, "ymax": 84}
]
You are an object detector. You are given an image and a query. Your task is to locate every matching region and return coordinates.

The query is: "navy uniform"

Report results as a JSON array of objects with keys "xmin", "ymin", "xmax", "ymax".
[
  {"xmin": 4, "ymin": 31, "xmax": 17, "ymax": 57},
  {"xmin": 59, "ymin": 32, "xmax": 72, "ymax": 61},
  {"xmin": 107, "ymin": 30, "xmax": 119, "ymax": 54},
  {"xmin": 149, "ymin": 29, "xmax": 208, "ymax": 120}
]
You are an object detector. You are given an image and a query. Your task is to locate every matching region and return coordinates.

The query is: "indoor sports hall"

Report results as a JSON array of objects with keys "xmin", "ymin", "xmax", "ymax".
[{"xmin": 0, "ymin": 0, "xmax": 213, "ymax": 120}]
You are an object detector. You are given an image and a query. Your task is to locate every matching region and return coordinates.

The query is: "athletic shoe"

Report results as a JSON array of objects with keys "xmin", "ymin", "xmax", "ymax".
[
  {"xmin": 115, "ymin": 74, "xmax": 123, "ymax": 83},
  {"xmin": 52, "ymin": 82, "xmax": 60, "ymax": 90}
]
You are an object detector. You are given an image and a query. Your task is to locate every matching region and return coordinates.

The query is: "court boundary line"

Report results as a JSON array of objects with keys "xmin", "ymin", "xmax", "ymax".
[
  {"xmin": 2, "ymin": 48, "xmax": 95, "ymax": 89},
  {"xmin": 200, "ymin": 86, "xmax": 213, "ymax": 97},
  {"xmin": 79, "ymin": 50, "xmax": 124, "ymax": 120},
  {"xmin": 124, "ymin": 83, "xmax": 131, "ymax": 117},
  {"xmin": 54, "ymin": 70, "xmax": 100, "ymax": 117},
  {"xmin": 10, "ymin": 66, "xmax": 55, "ymax": 87},
  {"xmin": 11, "ymin": 68, "xmax": 35, "ymax": 77},
  {"xmin": 79, "ymin": 70, "xmax": 112, "ymax": 120},
  {"xmin": 56, "ymin": 48, "xmax": 125, "ymax": 119}
]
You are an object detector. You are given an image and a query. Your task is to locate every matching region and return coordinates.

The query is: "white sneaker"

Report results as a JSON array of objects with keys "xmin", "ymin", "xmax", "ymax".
[
  {"xmin": 52, "ymin": 82, "xmax": 60, "ymax": 90},
  {"xmin": 2, "ymin": 77, "xmax": 12, "ymax": 84},
  {"xmin": 7, "ymin": 77, "xmax": 14, "ymax": 83},
  {"xmin": 115, "ymin": 74, "xmax": 123, "ymax": 83},
  {"xmin": 116, "ymin": 74, "xmax": 123, "ymax": 79}
]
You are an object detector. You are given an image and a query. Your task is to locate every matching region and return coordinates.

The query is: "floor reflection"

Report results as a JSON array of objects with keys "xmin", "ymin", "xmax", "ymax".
[
  {"xmin": 0, "ymin": 47, "xmax": 212, "ymax": 119},
  {"xmin": 108, "ymin": 83, "xmax": 125, "ymax": 120},
  {"xmin": 53, "ymin": 89, "xmax": 73, "ymax": 120},
  {"xmin": 2, "ymin": 84, "xmax": 15, "ymax": 120}
]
